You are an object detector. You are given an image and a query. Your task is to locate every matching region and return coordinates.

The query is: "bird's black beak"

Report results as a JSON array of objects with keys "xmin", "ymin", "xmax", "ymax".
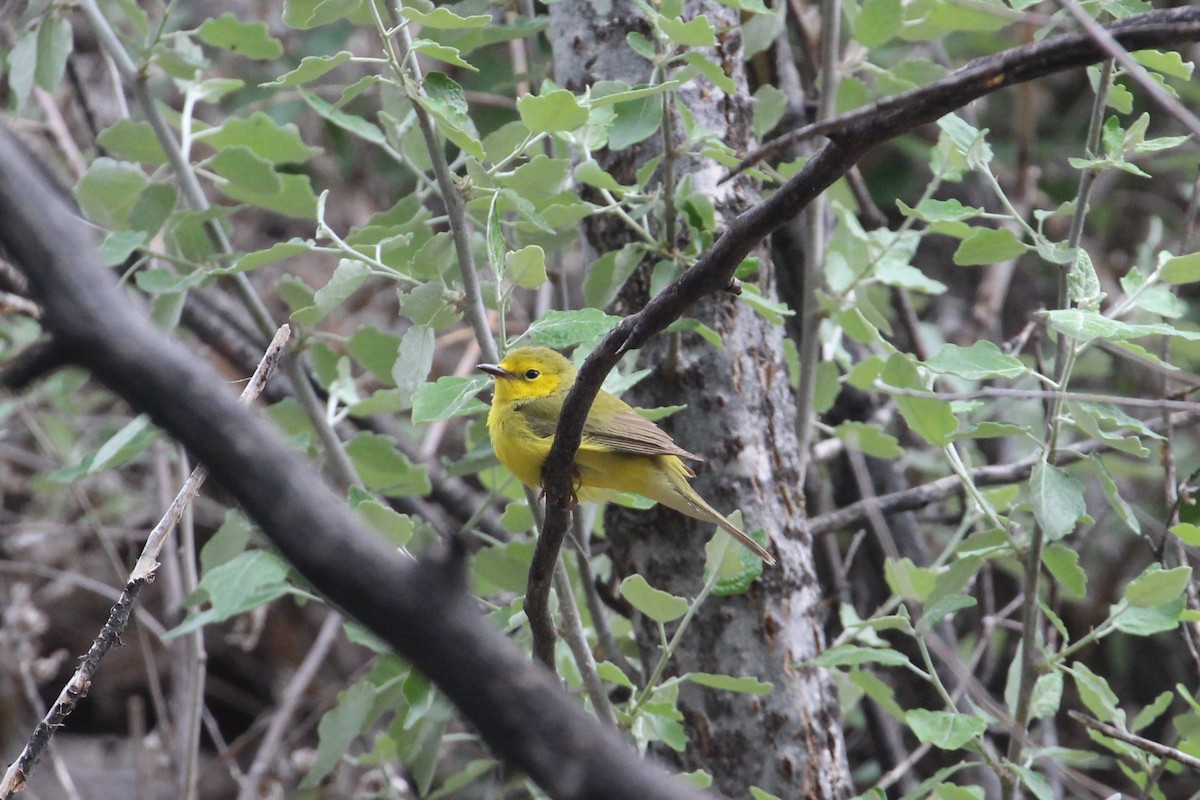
[{"xmin": 477, "ymin": 363, "xmax": 514, "ymax": 380}]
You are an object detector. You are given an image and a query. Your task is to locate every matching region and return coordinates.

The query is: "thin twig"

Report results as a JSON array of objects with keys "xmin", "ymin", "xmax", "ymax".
[
  {"xmin": 1054, "ymin": 0, "xmax": 1200, "ymax": 141},
  {"xmin": 807, "ymin": 408, "xmax": 1200, "ymax": 535},
  {"xmin": 794, "ymin": 0, "xmax": 842, "ymax": 485},
  {"xmin": 373, "ymin": 1, "xmax": 498, "ymax": 365},
  {"xmin": 1069, "ymin": 711, "xmax": 1200, "ymax": 771},
  {"xmin": 237, "ymin": 611, "xmax": 345, "ymax": 800},
  {"xmin": 1008, "ymin": 55, "xmax": 1110, "ymax": 792},
  {"xmin": 0, "ymin": 327, "xmax": 289, "ymax": 799}
]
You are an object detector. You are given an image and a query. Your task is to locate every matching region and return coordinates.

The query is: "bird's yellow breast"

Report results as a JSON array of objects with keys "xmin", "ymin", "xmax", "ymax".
[{"xmin": 487, "ymin": 401, "xmax": 551, "ymax": 490}]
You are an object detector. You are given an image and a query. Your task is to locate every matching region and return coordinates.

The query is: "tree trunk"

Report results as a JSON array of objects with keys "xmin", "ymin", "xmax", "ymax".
[{"xmin": 549, "ymin": 3, "xmax": 851, "ymax": 797}]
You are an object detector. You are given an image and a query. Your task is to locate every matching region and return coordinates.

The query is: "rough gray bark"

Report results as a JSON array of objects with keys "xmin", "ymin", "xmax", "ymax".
[{"xmin": 550, "ymin": 3, "xmax": 852, "ymax": 797}]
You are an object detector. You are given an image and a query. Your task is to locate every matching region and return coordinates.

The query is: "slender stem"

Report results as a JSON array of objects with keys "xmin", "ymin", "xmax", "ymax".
[
  {"xmin": 552, "ymin": 561, "xmax": 618, "ymax": 728},
  {"xmin": 77, "ymin": 0, "xmax": 363, "ymax": 491},
  {"xmin": 631, "ymin": 537, "xmax": 732, "ymax": 714},
  {"xmin": 237, "ymin": 611, "xmax": 345, "ymax": 800},
  {"xmin": 374, "ymin": 2, "xmax": 498, "ymax": 363},
  {"xmin": 1054, "ymin": 0, "xmax": 1200, "ymax": 140},
  {"xmin": 1002, "ymin": 60, "xmax": 1113, "ymax": 800},
  {"xmin": 794, "ymin": 0, "xmax": 842, "ymax": 483}
]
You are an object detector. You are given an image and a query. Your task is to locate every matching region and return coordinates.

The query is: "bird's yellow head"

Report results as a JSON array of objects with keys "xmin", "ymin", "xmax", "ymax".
[{"xmin": 477, "ymin": 346, "xmax": 577, "ymax": 403}]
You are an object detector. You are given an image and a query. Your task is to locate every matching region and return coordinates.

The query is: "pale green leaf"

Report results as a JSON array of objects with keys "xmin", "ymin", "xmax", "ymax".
[{"xmin": 620, "ymin": 574, "xmax": 688, "ymax": 622}]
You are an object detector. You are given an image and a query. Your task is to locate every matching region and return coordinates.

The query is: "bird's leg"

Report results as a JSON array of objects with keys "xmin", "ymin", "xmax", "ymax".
[
  {"xmin": 569, "ymin": 468, "xmax": 581, "ymax": 509},
  {"xmin": 538, "ymin": 464, "xmax": 581, "ymax": 508}
]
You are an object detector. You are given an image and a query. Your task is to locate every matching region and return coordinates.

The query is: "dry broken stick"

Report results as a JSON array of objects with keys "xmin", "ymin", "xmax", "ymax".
[{"xmin": 0, "ymin": 325, "xmax": 290, "ymax": 798}]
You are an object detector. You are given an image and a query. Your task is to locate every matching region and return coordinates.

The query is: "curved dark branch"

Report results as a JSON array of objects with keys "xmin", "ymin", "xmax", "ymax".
[
  {"xmin": 0, "ymin": 125, "xmax": 705, "ymax": 800},
  {"xmin": 728, "ymin": 7, "xmax": 1200, "ymax": 179},
  {"xmin": 530, "ymin": 7, "xmax": 1200, "ymax": 607}
]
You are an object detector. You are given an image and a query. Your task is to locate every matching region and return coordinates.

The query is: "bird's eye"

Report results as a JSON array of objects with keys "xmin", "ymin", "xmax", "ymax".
[{"xmin": 524, "ymin": 369, "xmax": 540, "ymax": 380}]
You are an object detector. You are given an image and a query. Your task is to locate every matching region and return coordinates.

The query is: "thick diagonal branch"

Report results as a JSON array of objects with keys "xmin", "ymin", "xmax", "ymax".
[{"xmin": 0, "ymin": 125, "xmax": 704, "ymax": 800}]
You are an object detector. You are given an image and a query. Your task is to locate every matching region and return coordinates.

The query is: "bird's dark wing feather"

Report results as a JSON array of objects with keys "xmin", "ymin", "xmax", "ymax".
[{"xmin": 520, "ymin": 401, "xmax": 699, "ymax": 461}]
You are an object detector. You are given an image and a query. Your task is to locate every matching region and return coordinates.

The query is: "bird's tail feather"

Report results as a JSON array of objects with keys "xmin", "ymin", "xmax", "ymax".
[{"xmin": 654, "ymin": 467, "xmax": 777, "ymax": 565}]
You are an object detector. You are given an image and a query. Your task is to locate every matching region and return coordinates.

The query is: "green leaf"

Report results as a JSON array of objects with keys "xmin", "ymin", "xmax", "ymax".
[
  {"xmin": 345, "ymin": 433, "xmax": 432, "ymax": 497},
  {"xmin": 98, "ymin": 230, "xmax": 147, "ymax": 266},
  {"xmin": 620, "ymin": 574, "xmax": 689, "ymax": 623},
  {"xmin": 356, "ymin": 499, "xmax": 415, "ymax": 548},
  {"xmin": 89, "ymin": 414, "xmax": 156, "ymax": 473},
  {"xmin": 411, "ymin": 39, "xmax": 476, "ymax": 72},
  {"xmin": 953, "ymin": 227, "xmax": 1027, "ymax": 266},
  {"xmin": 221, "ymin": 171, "xmax": 319, "ymax": 219},
  {"xmin": 411, "ymin": 376, "xmax": 489, "ymax": 423},
  {"xmin": 1125, "ymin": 565, "xmax": 1192, "ymax": 608},
  {"xmin": 918, "ymin": 594, "xmax": 976, "ymax": 632},
  {"xmin": 1071, "ymin": 661, "xmax": 1124, "ymax": 725},
  {"xmin": 472, "ymin": 541, "xmax": 535, "ymax": 595},
  {"xmin": 1088, "ymin": 455, "xmax": 1140, "ymax": 534},
  {"xmin": 679, "ymin": 52, "xmax": 735, "ymax": 94},
  {"xmin": 35, "ymin": 16, "xmax": 72, "ymax": 92},
  {"xmin": 1133, "ymin": 48, "xmax": 1195, "ymax": 80},
  {"xmin": 95, "ymin": 119, "xmax": 167, "ymax": 166},
  {"xmin": 1132, "ymin": 690, "xmax": 1175, "ymax": 733},
  {"xmin": 898, "ymin": 197, "xmax": 982, "ymax": 223},
  {"xmin": 400, "ymin": 6, "xmax": 491, "ymax": 28},
  {"xmin": 609, "ymin": 94, "xmax": 663, "ymax": 150},
  {"xmin": 705, "ymin": 527, "xmax": 765, "ymax": 595},
  {"xmin": 926, "ymin": 340, "xmax": 1027, "ymax": 380},
  {"xmin": 1112, "ymin": 598, "xmax": 1183, "ymax": 636},
  {"xmin": 517, "ymin": 90, "xmax": 589, "ymax": 134},
  {"xmin": 1029, "ymin": 461, "xmax": 1085, "ymax": 541},
  {"xmin": 506, "ymin": 245, "xmax": 547, "ymax": 289},
  {"xmin": 525, "ymin": 308, "xmax": 620, "ymax": 348},
  {"xmin": 209, "ymin": 146, "xmax": 282, "ymax": 194},
  {"xmin": 575, "ymin": 158, "xmax": 625, "ymax": 191},
  {"xmin": 8, "ymin": 29, "xmax": 37, "ymax": 110},
  {"xmin": 298, "ymin": 87, "xmax": 385, "ymax": 146},
  {"xmin": 75, "ymin": 158, "xmax": 148, "ymax": 229},
  {"xmin": 302, "ymin": 679, "xmax": 375, "ymax": 786},
  {"xmin": 261, "ymin": 51, "xmax": 353, "ymax": 87},
  {"xmin": 856, "ymin": 0, "xmax": 902, "ymax": 46},
  {"xmin": 905, "ymin": 709, "xmax": 986, "ymax": 749},
  {"xmin": 1172, "ymin": 523, "xmax": 1200, "ymax": 546},
  {"xmin": 393, "ymin": 325, "xmax": 435, "ymax": 398},
  {"xmin": 752, "ymin": 84, "xmax": 787, "ymax": 138},
  {"xmin": 199, "ymin": 510, "xmax": 255, "ymax": 575},
  {"xmin": 292, "ymin": 259, "xmax": 370, "ymax": 325},
  {"xmin": 201, "ymin": 112, "xmax": 319, "ymax": 164},
  {"xmin": 884, "ymin": 557, "xmax": 938, "ymax": 603},
  {"xmin": 1030, "ymin": 671, "xmax": 1064, "ymax": 720},
  {"xmin": 282, "ymin": 0, "xmax": 360, "ymax": 30},
  {"xmin": 879, "ymin": 354, "xmax": 957, "ymax": 447},
  {"xmin": 659, "ymin": 14, "xmax": 717, "ymax": 46},
  {"xmin": 809, "ymin": 644, "xmax": 911, "ymax": 668},
  {"xmin": 198, "ymin": 13, "xmax": 283, "ymax": 59},
  {"xmin": 833, "ymin": 421, "xmax": 902, "ymax": 458},
  {"xmin": 686, "ymin": 673, "xmax": 773, "ymax": 695},
  {"xmin": 1042, "ymin": 544, "xmax": 1087, "ymax": 599},
  {"xmin": 418, "ymin": 73, "xmax": 484, "ymax": 160},
  {"xmin": 182, "ymin": 550, "xmax": 295, "ymax": 630},
  {"xmin": 1160, "ymin": 251, "xmax": 1200, "ymax": 285},
  {"xmin": 222, "ymin": 240, "xmax": 312, "ymax": 275},
  {"xmin": 596, "ymin": 661, "xmax": 636, "ymax": 689},
  {"xmin": 739, "ymin": 284, "xmax": 795, "ymax": 323}
]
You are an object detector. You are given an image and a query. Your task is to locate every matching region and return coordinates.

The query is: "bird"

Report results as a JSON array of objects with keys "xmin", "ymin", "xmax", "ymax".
[{"xmin": 477, "ymin": 345, "xmax": 775, "ymax": 565}]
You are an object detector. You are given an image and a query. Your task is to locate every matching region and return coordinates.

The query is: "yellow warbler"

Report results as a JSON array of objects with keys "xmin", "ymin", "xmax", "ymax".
[{"xmin": 478, "ymin": 346, "xmax": 775, "ymax": 565}]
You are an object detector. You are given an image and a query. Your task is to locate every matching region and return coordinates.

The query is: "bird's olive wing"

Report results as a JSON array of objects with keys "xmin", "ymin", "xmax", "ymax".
[
  {"xmin": 516, "ymin": 399, "xmax": 701, "ymax": 460},
  {"xmin": 583, "ymin": 409, "xmax": 701, "ymax": 459}
]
